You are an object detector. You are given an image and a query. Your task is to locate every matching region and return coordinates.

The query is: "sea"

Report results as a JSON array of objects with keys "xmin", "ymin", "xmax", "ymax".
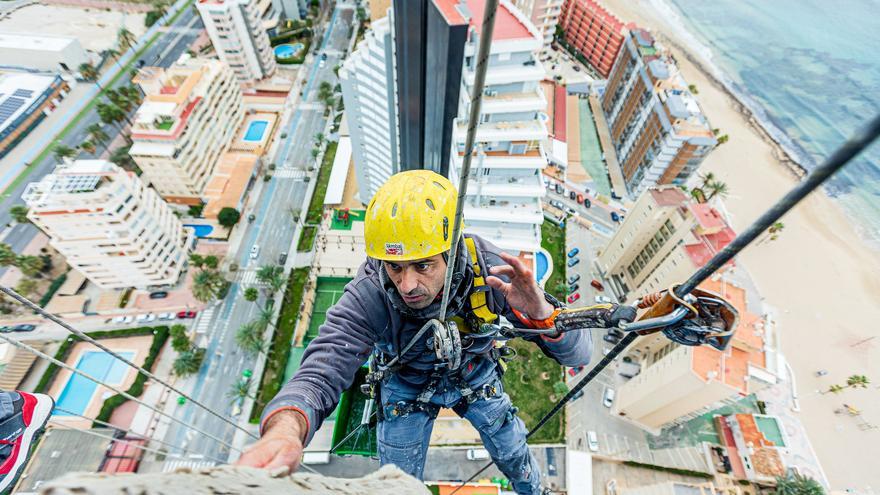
[{"xmin": 651, "ymin": 0, "xmax": 880, "ymax": 247}]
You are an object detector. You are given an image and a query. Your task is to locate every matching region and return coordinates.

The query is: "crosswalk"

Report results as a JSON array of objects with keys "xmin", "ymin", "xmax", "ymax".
[
  {"xmin": 233, "ymin": 269, "xmax": 268, "ymax": 286},
  {"xmin": 192, "ymin": 306, "xmax": 215, "ymax": 336},
  {"xmin": 274, "ymin": 168, "xmax": 308, "ymax": 179}
]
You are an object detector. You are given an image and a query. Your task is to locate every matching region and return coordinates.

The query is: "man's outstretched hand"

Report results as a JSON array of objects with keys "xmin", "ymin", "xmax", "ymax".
[
  {"xmin": 486, "ymin": 251, "xmax": 554, "ymax": 320},
  {"xmin": 235, "ymin": 410, "xmax": 306, "ymax": 471}
]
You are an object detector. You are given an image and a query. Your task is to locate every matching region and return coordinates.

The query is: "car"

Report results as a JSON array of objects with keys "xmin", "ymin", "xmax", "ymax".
[
  {"xmin": 603, "ymin": 333, "xmax": 620, "ymax": 344},
  {"xmin": 12, "ymin": 324, "xmax": 35, "ymax": 332},
  {"xmin": 564, "ymin": 206, "xmax": 577, "ymax": 216},
  {"xmin": 135, "ymin": 314, "xmax": 155, "ymax": 323},
  {"xmin": 587, "ymin": 431, "xmax": 600, "ymax": 452},
  {"xmin": 568, "ymin": 283, "xmax": 579, "ymax": 294},
  {"xmin": 466, "ymin": 448, "xmax": 490, "ymax": 461},
  {"xmin": 583, "ymin": 198, "xmax": 591, "ymax": 208},
  {"xmin": 569, "ymin": 190, "xmax": 576, "ymax": 200},
  {"xmin": 595, "ymin": 295, "xmax": 612, "ymax": 304},
  {"xmin": 549, "ymin": 199, "xmax": 564, "ymax": 210},
  {"xmin": 149, "ymin": 291, "xmax": 168, "ymax": 299},
  {"xmin": 576, "ymin": 193, "xmax": 584, "ymax": 204},
  {"xmin": 590, "ymin": 279, "xmax": 605, "ymax": 291},
  {"xmin": 610, "ymin": 211, "xmax": 620, "ymax": 222},
  {"xmin": 610, "ymin": 191, "xmax": 622, "ymax": 200},
  {"xmin": 546, "ymin": 448, "xmax": 558, "ymax": 476},
  {"xmin": 321, "ymin": 53, "xmax": 328, "ymax": 60},
  {"xmin": 567, "ymin": 247, "xmax": 580, "ymax": 258},
  {"xmin": 555, "ymin": 184, "xmax": 564, "ymax": 194},
  {"xmin": 247, "ymin": 214, "xmax": 256, "ymax": 223},
  {"xmin": 567, "ymin": 293, "xmax": 580, "ymax": 304},
  {"xmin": 567, "ymin": 257, "xmax": 580, "ymax": 268},
  {"xmin": 250, "ymin": 245, "xmax": 260, "ymax": 259},
  {"xmin": 567, "ymin": 366, "xmax": 584, "ymax": 376},
  {"xmin": 278, "ymin": 252, "xmax": 288, "ymax": 265},
  {"xmin": 158, "ymin": 312, "xmax": 175, "ymax": 320},
  {"xmin": 177, "ymin": 310, "xmax": 197, "ymax": 319},
  {"xmin": 603, "ymin": 388, "xmax": 616, "ymax": 408},
  {"xmin": 0, "ymin": 326, "xmax": 12, "ymax": 333},
  {"xmin": 112, "ymin": 316, "xmax": 127, "ymax": 325},
  {"xmin": 568, "ymin": 274, "xmax": 581, "ymax": 285}
]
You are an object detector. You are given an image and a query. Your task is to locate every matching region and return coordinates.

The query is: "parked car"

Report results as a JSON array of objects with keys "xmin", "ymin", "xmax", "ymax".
[
  {"xmin": 603, "ymin": 388, "xmax": 616, "ymax": 408},
  {"xmin": 321, "ymin": 53, "xmax": 328, "ymax": 61},
  {"xmin": 595, "ymin": 295, "xmax": 612, "ymax": 304},
  {"xmin": 135, "ymin": 314, "xmax": 155, "ymax": 323},
  {"xmin": 587, "ymin": 431, "xmax": 600, "ymax": 452},
  {"xmin": 546, "ymin": 447, "xmax": 558, "ymax": 476},
  {"xmin": 121, "ymin": 316, "xmax": 134, "ymax": 324},
  {"xmin": 590, "ymin": 279, "xmax": 605, "ymax": 291},
  {"xmin": 555, "ymin": 184, "xmax": 564, "ymax": 194},
  {"xmin": 576, "ymin": 193, "xmax": 584, "ymax": 204},
  {"xmin": 247, "ymin": 214, "xmax": 256, "ymax": 223},
  {"xmin": 611, "ymin": 191, "xmax": 622, "ymax": 200},
  {"xmin": 549, "ymin": 199, "xmax": 564, "ymax": 210},
  {"xmin": 149, "ymin": 291, "xmax": 168, "ymax": 299},
  {"xmin": 250, "ymin": 245, "xmax": 260, "ymax": 259},
  {"xmin": 603, "ymin": 333, "xmax": 620, "ymax": 344},
  {"xmin": 564, "ymin": 206, "xmax": 577, "ymax": 216},
  {"xmin": 567, "ymin": 293, "xmax": 580, "ymax": 304},
  {"xmin": 12, "ymin": 324, "xmax": 35, "ymax": 332},
  {"xmin": 610, "ymin": 211, "xmax": 620, "ymax": 222},
  {"xmin": 158, "ymin": 312, "xmax": 175, "ymax": 320},
  {"xmin": 572, "ymin": 65, "xmax": 581, "ymax": 72},
  {"xmin": 569, "ymin": 190, "xmax": 576, "ymax": 201},
  {"xmin": 466, "ymin": 448, "xmax": 490, "ymax": 461},
  {"xmin": 567, "ymin": 366, "xmax": 585, "ymax": 376},
  {"xmin": 278, "ymin": 252, "xmax": 288, "ymax": 265},
  {"xmin": 567, "ymin": 257, "xmax": 580, "ymax": 268},
  {"xmin": 568, "ymin": 283, "xmax": 580, "ymax": 294},
  {"xmin": 583, "ymin": 198, "xmax": 591, "ymax": 208},
  {"xmin": 0, "ymin": 326, "xmax": 12, "ymax": 333},
  {"xmin": 568, "ymin": 274, "xmax": 581, "ymax": 285},
  {"xmin": 112, "ymin": 316, "xmax": 126, "ymax": 325},
  {"xmin": 567, "ymin": 247, "xmax": 580, "ymax": 258},
  {"xmin": 177, "ymin": 310, "xmax": 197, "ymax": 319}
]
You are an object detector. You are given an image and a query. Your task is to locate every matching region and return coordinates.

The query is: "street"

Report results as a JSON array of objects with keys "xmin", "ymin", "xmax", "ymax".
[{"xmin": 158, "ymin": 2, "xmax": 356, "ymax": 463}]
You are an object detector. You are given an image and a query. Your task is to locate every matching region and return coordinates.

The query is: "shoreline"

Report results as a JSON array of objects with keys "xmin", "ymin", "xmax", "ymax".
[{"xmin": 599, "ymin": 0, "xmax": 880, "ymax": 490}]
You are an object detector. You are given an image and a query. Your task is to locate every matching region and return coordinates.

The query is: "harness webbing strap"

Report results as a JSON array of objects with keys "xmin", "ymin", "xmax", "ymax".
[{"xmin": 464, "ymin": 237, "xmax": 497, "ymax": 324}]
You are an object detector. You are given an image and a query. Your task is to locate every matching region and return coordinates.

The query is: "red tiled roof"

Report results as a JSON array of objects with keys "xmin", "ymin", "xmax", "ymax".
[
  {"xmin": 648, "ymin": 187, "xmax": 687, "ymax": 206},
  {"xmin": 465, "ymin": 0, "xmax": 532, "ymax": 40},
  {"xmin": 432, "ymin": 0, "xmax": 467, "ymax": 24},
  {"xmin": 554, "ymin": 84, "xmax": 567, "ymax": 142},
  {"xmin": 683, "ymin": 226, "xmax": 736, "ymax": 267},
  {"xmin": 688, "ymin": 203, "xmax": 726, "ymax": 230}
]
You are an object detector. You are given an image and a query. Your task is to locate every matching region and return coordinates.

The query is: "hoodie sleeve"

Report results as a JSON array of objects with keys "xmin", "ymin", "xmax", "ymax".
[{"xmin": 259, "ymin": 267, "xmax": 382, "ymax": 445}]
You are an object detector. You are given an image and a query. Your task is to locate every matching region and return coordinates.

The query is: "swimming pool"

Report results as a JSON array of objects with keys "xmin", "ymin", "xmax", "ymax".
[
  {"xmin": 243, "ymin": 120, "xmax": 269, "ymax": 142},
  {"xmin": 54, "ymin": 351, "xmax": 134, "ymax": 416},
  {"xmin": 184, "ymin": 224, "xmax": 214, "ymax": 238},
  {"xmin": 535, "ymin": 248, "xmax": 552, "ymax": 286},
  {"xmin": 274, "ymin": 42, "xmax": 304, "ymax": 60}
]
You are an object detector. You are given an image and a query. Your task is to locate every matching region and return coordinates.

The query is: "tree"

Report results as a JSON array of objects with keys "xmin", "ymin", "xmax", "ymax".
[
  {"xmin": 87, "ymin": 124, "xmax": 110, "ymax": 152},
  {"xmin": 118, "ymin": 27, "xmax": 136, "ymax": 51},
  {"xmin": 774, "ymin": 472, "xmax": 825, "ymax": 495},
  {"xmin": 172, "ymin": 332, "xmax": 192, "ymax": 353},
  {"xmin": 53, "ymin": 144, "xmax": 77, "ymax": 162},
  {"xmin": 0, "ymin": 244, "xmax": 16, "ymax": 266},
  {"xmin": 846, "ymin": 374, "xmax": 870, "ymax": 389},
  {"xmin": 121, "ymin": 84, "xmax": 143, "ymax": 105},
  {"xmin": 717, "ymin": 134, "xmax": 729, "ymax": 144},
  {"xmin": 311, "ymin": 148, "xmax": 320, "ymax": 159},
  {"xmin": 217, "ymin": 207, "xmax": 241, "ymax": 230},
  {"xmin": 826, "ymin": 384, "xmax": 844, "ymax": 394},
  {"xmin": 188, "ymin": 253, "xmax": 205, "ymax": 269},
  {"xmin": 706, "ymin": 180, "xmax": 729, "ymax": 200},
  {"xmin": 314, "ymin": 132, "xmax": 324, "ymax": 143},
  {"xmin": 170, "ymin": 324, "xmax": 187, "ymax": 340},
  {"xmin": 255, "ymin": 303, "xmax": 275, "ymax": 332},
  {"xmin": 191, "ymin": 269, "xmax": 225, "ymax": 302},
  {"xmin": 227, "ymin": 378, "xmax": 254, "ymax": 404},
  {"xmin": 769, "ymin": 222, "xmax": 785, "ymax": 235},
  {"xmin": 235, "ymin": 321, "xmax": 264, "ymax": 357},
  {"xmin": 243, "ymin": 287, "xmax": 259, "ymax": 302},
  {"xmin": 15, "ymin": 278, "xmax": 38, "ymax": 297},
  {"xmin": 688, "ymin": 83, "xmax": 698, "ymax": 95},
  {"xmin": 256, "ymin": 265, "xmax": 284, "ymax": 293},
  {"xmin": 96, "ymin": 102, "xmax": 126, "ymax": 130},
  {"xmin": 79, "ymin": 62, "xmax": 99, "ymax": 82},
  {"xmin": 9, "ymin": 206, "xmax": 29, "ymax": 224},
  {"xmin": 698, "ymin": 171, "xmax": 715, "ymax": 189},
  {"xmin": 173, "ymin": 348, "xmax": 205, "ymax": 376},
  {"xmin": 203, "ymin": 255, "xmax": 219, "ymax": 269},
  {"xmin": 80, "ymin": 141, "xmax": 96, "ymax": 155},
  {"xmin": 16, "ymin": 255, "xmax": 45, "ymax": 277},
  {"xmin": 104, "ymin": 88, "xmax": 133, "ymax": 113},
  {"xmin": 109, "ymin": 146, "xmax": 138, "ymax": 171}
]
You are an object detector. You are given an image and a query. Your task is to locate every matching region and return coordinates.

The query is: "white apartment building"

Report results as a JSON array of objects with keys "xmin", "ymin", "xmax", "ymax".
[
  {"xmin": 196, "ymin": 0, "xmax": 277, "ymax": 84},
  {"xmin": 339, "ymin": 15, "xmax": 399, "ymax": 204},
  {"xmin": 450, "ymin": 0, "xmax": 549, "ymax": 255},
  {"xmin": 23, "ymin": 160, "xmax": 193, "ymax": 289},
  {"xmin": 511, "ymin": 0, "xmax": 563, "ymax": 51},
  {"xmin": 129, "ymin": 58, "xmax": 244, "ymax": 205}
]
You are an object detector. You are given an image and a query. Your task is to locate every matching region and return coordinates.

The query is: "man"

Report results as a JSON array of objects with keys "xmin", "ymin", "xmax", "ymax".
[{"xmin": 238, "ymin": 171, "xmax": 634, "ymax": 493}]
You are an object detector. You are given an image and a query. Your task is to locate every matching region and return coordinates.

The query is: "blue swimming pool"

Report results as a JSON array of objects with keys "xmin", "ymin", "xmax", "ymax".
[
  {"xmin": 535, "ymin": 248, "xmax": 552, "ymax": 286},
  {"xmin": 54, "ymin": 351, "xmax": 134, "ymax": 416},
  {"xmin": 184, "ymin": 224, "xmax": 214, "ymax": 238},
  {"xmin": 243, "ymin": 120, "xmax": 269, "ymax": 142},
  {"xmin": 274, "ymin": 42, "xmax": 304, "ymax": 60}
]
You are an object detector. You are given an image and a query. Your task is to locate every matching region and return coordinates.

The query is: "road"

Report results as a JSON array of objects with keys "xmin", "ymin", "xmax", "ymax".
[
  {"xmin": 161, "ymin": 3, "xmax": 355, "ymax": 463},
  {"xmin": 0, "ymin": 7, "xmax": 204, "ymax": 273}
]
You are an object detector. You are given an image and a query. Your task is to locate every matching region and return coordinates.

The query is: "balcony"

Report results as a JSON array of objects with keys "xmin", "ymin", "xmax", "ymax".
[
  {"xmin": 463, "ymin": 197, "xmax": 543, "ymax": 225},
  {"xmin": 464, "ymin": 221, "xmax": 541, "ymax": 254},
  {"xmin": 481, "ymin": 85, "xmax": 547, "ymax": 114},
  {"xmin": 464, "ymin": 57, "xmax": 546, "ymax": 86},
  {"xmin": 454, "ymin": 119, "xmax": 548, "ymax": 143},
  {"xmin": 463, "ymin": 173, "xmax": 544, "ymax": 198},
  {"xmin": 452, "ymin": 148, "xmax": 547, "ymax": 170}
]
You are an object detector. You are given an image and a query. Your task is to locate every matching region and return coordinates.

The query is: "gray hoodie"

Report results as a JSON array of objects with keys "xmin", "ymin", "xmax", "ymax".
[{"xmin": 260, "ymin": 234, "xmax": 592, "ymax": 444}]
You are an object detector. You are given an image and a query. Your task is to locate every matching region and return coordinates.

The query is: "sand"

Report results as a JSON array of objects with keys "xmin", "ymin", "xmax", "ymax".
[{"xmin": 599, "ymin": 0, "xmax": 880, "ymax": 490}]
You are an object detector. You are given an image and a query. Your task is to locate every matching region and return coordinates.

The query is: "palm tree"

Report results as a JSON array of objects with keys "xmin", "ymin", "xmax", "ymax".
[
  {"xmin": 203, "ymin": 255, "xmax": 219, "ymax": 269},
  {"xmin": 255, "ymin": 303, "xmax": 275, "ymax": 332},
  {"xmin": 243, "ymin": 287, "xmax": 259, "ymax": 302},
  {"xmin": 227, "ymin": 378, "xmax": 254, "ymax": 404},
  {"xmin": 80, "ymin": 141, "xmax": 96, "ymax": 155},
  {"xmin": 9, "ymin": 206, "xmax": 29, "ymax": 224},
  {"xmin": 121, "ymin": 84, "xmax": 143, "ymax": 105},
  {"xmin": 0, "ymin": 243, "xmax": 15, "ymax": 266},
  {"xmin": 87, "ymin": 124, "xmax": 110, "ymax": 152},
  {"xmin": 189, "ymin": 253, "xmax": 205, "ymax": 269},
  {"xmin": 104, "ymin": 89, "xmax": 133, "ymax": 113},
  {"xmin": 706, "ymin": 180, "xmax": 729, "ymax": 200},
  {"xmin": 96, "ymin": 102, "xmax": 124, "ymax": 131},
  {"xmin": 15, "ymin": 278, "xmax": 38, "ymax": 297},
  {"xmin": 845, "ymin": 375, "xmax": 870, "ymax": 389},
  {"xmin": 774, "ymin": 472, "xmax": 825, "ymax": 495},
  {"xmin": 256, "ymin": 265, "xmax": 283, "ymax": 286},
  {"xmin": 118, "ymin": 27, "xmax": 136, "ymax": 51},
  {"xmin": 53, "ymin": 144, "xmax": 77, "ymax": 162},
  {"xmin": 191, "ymin": 269, "xmax": 224, "ymax": 302},
  {"xmin": 698, "ymin": 171, "xmax": 715, "ymax": 189},
  {"xmin": 173, "ymin": 348, "xmax": 205, "ymax": 376},
  {"xmin": 110, "ymin": 146, "xmax": 138, "ymax": 172},
  {"xmin": 16, "ymin": 255, "xmax": 45, "ymax": 278},
  {"xmin": 769, "ymin": 222, "xmax": 785, "ymax": 235},
  {"xmin": 235, "ymin": 321, "xmax": 264, "ymax": 357},
  {"xmin": 826, "ymin": 384, "xmax": 844, "ymax": 394},
  {"xmin": 314, "ymin": 132, "xmax": 324, "ymax": 143},
  {"xmin": 78, "ymin": 62, "xmax": 99, "ymax": 82}
]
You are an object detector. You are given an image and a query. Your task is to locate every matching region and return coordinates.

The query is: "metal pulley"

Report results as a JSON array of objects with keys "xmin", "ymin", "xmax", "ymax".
[{"xmin": 429, "ymin": 319, "xmax": 462, "ymax": 371}]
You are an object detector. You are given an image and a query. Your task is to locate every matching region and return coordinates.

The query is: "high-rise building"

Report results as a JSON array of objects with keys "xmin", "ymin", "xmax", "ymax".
[
  {"xmin": 557, "ymin": 0, "xmax": 626, "ymax": 77},
  {"xmin": 129, "ymin": 58, "xmax": 244, "ymax": 205},
  {"xmin": 613, "ymin": 276, "xmax": 779, "ymax": 433},
  {"xmin": 602, "ymin": 28, "xmax": 716, "ymax": 196},
  {"xmin": 339, "ymin": 16, "xmax": 399, "ymax": 204},
  {"xmin": 449, "ymin": 0, "xmax": 549, "ymax": 255},
  {"xmin": 23, "ymin": 160, "xmax": 192, "ymax": 289},
  {"xmin": 511, "ymin": 0, "xmax": 564, "ymax": 52},
  {"xmin": 196, "ymin": 0, "xmax": 277, "ymax": 84},
  {"xmin": 596, "ymin": 186, "xmax": 735, "ymax": 302}
]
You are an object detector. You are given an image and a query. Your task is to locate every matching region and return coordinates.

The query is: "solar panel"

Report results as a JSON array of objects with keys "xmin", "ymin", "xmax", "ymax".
[
  {"xmin": 0, "ymin": 96, "xmax": 26, "ymax": 125},
  {"xmin": 13, "ymin": 89, "xmax": 33, "ymax": 98}
]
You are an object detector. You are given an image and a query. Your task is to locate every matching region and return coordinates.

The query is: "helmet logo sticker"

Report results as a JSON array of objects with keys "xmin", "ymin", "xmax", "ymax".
[{"xmin": 385, "ymin": 243, "xmax": 403, "ymax": 256}]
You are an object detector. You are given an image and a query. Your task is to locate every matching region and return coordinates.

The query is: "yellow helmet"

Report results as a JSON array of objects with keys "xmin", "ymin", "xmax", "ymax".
[{"xmin": 365, "ymin": 170, "xmax": 458, "ymax": 261}]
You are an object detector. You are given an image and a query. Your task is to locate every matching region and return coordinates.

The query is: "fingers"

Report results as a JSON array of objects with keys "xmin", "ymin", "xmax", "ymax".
[
  {"xmin": 265, "ymin": 449, "xmax": 302, "ymax": 471},
  {"xmin": 236, "ymin": 437, "xmax": 302, "ymax": 471},
  {"xmin": 488, "ymin": 264, "xmax": 516, "ymax": 279},
  {"xmin": 497, "ymin": 251, "xmax": 529, "ymax": 276},
  {"xmin": 485, "ymin": 275, "xmax": 509, "ymax": 293}
]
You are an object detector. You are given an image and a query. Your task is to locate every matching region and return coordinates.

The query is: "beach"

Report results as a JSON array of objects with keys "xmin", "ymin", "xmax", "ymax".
[{"xmin": 599, "ymin": 0, "xmax": 880, "ymax": 489}]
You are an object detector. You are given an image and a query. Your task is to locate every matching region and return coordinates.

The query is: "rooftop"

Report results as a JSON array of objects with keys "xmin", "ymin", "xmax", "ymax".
[
  {"xmin": 648, "ymin": 186, "xmax": 688, "ymax": 206},
  {"xmin": 683, "ymin": 226, "xmax": 736, "ymax": 267},
  {"xmin": 0, "ymin": 72, "xmax": 58, "ymax": 131},
  {"xmin": 688, "ymin": 203, "xmax": 727, "ymax": 231},
  {"xmin": 0, "ymin": 31, "xmax": 78, "ymax": 51},
  {"xmin": 463, "ymin": 0, "xmax": 534, "ymax": 41},
  {"xmin": 16, "ymin": 428, "xmax": 114, "ymax": 492},
  {"xmin": 202, "ymin": 151, "xmax": 260, "ymax": 219}
]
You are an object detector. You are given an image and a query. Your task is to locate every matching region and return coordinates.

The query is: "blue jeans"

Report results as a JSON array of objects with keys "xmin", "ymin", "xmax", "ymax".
[{"xmin": 378, "ymin": 372, "xmax": 542, "ymax": 495}]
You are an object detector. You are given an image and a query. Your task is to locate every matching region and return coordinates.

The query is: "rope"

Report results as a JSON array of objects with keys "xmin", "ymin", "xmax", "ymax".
[
  {"xmin": 0, "ymin": 333, "xmax": 242, "ymax": 454},
  {"xmin": 0, "ymin": 285, "xmax": 258, "ymax": 441},
  {"xmin": 438, "ymin": 0, "xmax": 500, "ymax": 322},
  {"xmin": 49, "ymin": 423, "xmax": 195, "ymax": 462}
]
